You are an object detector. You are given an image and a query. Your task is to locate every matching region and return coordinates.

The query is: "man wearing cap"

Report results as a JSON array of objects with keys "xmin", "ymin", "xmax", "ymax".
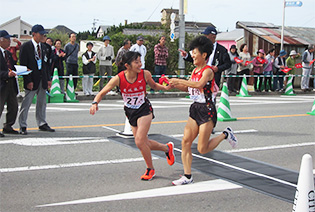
[
  {"xmin": 64, "ymin": 33, "xmax": 79, "ymax": 91},
  {"xmin": 273, "ymin": 50, "xmax": 287, "ymax": 92},
  {"xmin": 97, "ymin": 35, "xmax": 114, "ymax": 91},
  {"xmin": 301, "ymin": 44, "xmax": 315, "ymax": 92},
  {"xmin": 179, "ymin": 26, "xmax": 231, "ymax": 88},
  {"xmin": 18, "ymin": 24, "xmax": 55, "ymax": 135},
  {"xmin": 130, "ymin": 36, "xmax": 147, "ymax": 69},
  {"xmin": 0, "ymin": 30, "xmax": 19, "ymax": 137}
]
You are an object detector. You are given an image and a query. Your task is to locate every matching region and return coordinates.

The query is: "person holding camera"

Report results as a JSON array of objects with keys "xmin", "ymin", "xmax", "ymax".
[{"xmin": 97, "ymin": 35, "xmax": 114, "ymax": 91}]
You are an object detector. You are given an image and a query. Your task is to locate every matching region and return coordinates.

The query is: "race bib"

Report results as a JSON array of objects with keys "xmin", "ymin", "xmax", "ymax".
[
  {"xmin": 188, "ymin": 87, "xmax": 206, "ymax": 103},
  {"xmin": 122, "ymin": 91, "xmax": 145, "ymax": 109}
]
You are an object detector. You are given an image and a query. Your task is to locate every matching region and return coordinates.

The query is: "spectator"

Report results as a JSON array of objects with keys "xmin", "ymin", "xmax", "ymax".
[
  {"xmin": 225, "ymin": 45, "xmax": 238, "ymax": 94},
  {"xmin": 152, "ymin": 36, "xmax": 168, "ymax": 94},
  {"xmin": 273, "ymin": 50, "xmax": 287, "ymax": 92},
  {"xmin": 130, "ymin": 36, "xmax": 147, "ymax": 69},
  {"xmin": 42, "ymin": 36, "xmax": 53, "ymax": 76},
  {"xmin": 286, "ymin": 50, "xmax": 300, "ymax": 90},
  {"xmin": 263, "ymin": 48, "xmax": 275, "ymax": 92},
  {"xmin": 0, "ymin": 30, "xmax": 19, "ymax": 137},
  {"xmin": 18, "ymin": 24, "xmax": 55, "ymax": 135},
  {"xmin": 82, "ymin": 42, "xmax": 96, "ymax": 96},
  {"xmin": 252, "ymin": 49, "xmax": 267, "ymax": 92},
  {"xmin": 237, "ymin": 44, "xmax": 252, "ymax": 90},
  {"xmin": 115, "ymin": 39, "xmax": 131, "ymax": 73},
  {"xmin": 64, "ymin": 33, "xmax": 79, "ymax": 92},
  {"xmin": 301, "ymin": 44, "xmax": 314, "ymax": 92},
  {"xmin": 45, "ymin": 37, "xmax": 54, "ymax": 51},
  {"xmin": 6, "ymin": 37, "xmax": 21, "ymax": 65},
  {"xmin": 52, "ymin": 39, "xmax": 66, "ymax": 94},
  {"xmin": 97, "ymin": 35, "xmax": 114, "ymax": 91}
]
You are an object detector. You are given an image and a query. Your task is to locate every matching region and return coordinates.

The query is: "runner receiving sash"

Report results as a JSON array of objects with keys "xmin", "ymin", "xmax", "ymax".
[{"xmin": 169, "ymin": 36, "xmax": 238, "ymax": 185}]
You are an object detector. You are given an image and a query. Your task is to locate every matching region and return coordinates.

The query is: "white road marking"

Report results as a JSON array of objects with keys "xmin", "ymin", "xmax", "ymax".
[
  {"xmin": 174, "ymin": 148, "xmax": 297, "ymax": 188},
  {"xmin": 171, "ymin": 129, "xmax": 258, "ymax": 138},
  {"xmin": 0, "ymin": 137, "xmax": 109, "ymax": 146},
  {"xmin": 0, "ymin": 157, "xmax": 158, "ymax": 173},
  {"xmin": 225, "ymin": 142, "xmax": 315, "ymax": 153},
  {"xmin": 36, "ymin": 179, "xmax": 242, "ymax": 207},
  {"xmin": 102, "ymin": 126, "xmax": 121, "ymax": 133}
]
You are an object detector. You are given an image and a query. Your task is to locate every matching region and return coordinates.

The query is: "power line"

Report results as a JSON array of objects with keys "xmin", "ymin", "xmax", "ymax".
[{"xmin": 146, "ymin": 0, "xmax": 164, "ymax": 22}]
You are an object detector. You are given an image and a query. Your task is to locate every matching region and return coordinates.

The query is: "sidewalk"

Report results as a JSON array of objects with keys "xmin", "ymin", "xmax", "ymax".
[
  {"xmin": 69, "ymin": 89, "xmax": 315, "ymax": 101},
  {"xmin": 17, "ymin": 89, "xmax": 314, "ymax": 102}
]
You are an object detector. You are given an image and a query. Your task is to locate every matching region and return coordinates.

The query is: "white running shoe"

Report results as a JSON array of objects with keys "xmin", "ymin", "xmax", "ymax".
[
  {"xmin": 172, "ymin": 175, "xmax": 193, "ymax": 186},
  {"xmin": 224, "ymin": 127, "xmax": 238, "ymax": 148}
]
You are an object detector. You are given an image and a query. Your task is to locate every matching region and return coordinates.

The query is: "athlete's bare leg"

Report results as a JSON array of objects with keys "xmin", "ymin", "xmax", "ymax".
[
  {"xmin": 132, "ymin": 114, "xmax": 168, "ymax": 169},
  {"xmin": 181, "ymin": 117, "xmax": 199, "ymax": 175},
  {"xmin": 197, "ymin": 121, "xmax": 226, "ymax": 154}
]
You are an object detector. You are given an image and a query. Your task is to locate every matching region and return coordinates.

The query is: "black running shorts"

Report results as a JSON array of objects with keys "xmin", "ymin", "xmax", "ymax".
[
  {"xmin": 124, "ymin": 100, "xmax": 154, "ymax": 127},
  {"xmin": 189, "ymin": 102, "xmax": 217, "ymax": 127}
]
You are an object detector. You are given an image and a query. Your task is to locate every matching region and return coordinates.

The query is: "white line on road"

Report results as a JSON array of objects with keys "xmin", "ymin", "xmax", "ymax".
[
  {"xmin": 171, "ymin": 129, "xmax": 258, "ymax": 138},
  {"xmin": 0, "ymin": 157, "xmax": 158, "ymax": 173},
  {"xmin": 0, "ymin": 137, "xmax": 109, "ymax": 146},
  {"xmin": 36, "ymin": 179, "xmax": 242, "ymax": 207},
  {"xmin": 102, "ymin": 126, "xmax": 121, "ymax": 133},
  {"xmin": 225, "ymin": 142, "xmax": 315, "ymax": 153},
  {"xmin": 174, "ymin": 148, "xmax": 297, "ymax": 188}
]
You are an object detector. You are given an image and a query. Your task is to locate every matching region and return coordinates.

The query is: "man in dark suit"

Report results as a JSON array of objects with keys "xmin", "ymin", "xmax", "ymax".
[
  {"xmin": 179, "ymin": 26, "xmax": 231, "ymax": 88},
  {"xmin": 0, "ymin": 30, "xmax": 19, "ymax": 137},
  {"xmin": 18, "ymin": 24, "xmax": 55, "ymax": 135}
]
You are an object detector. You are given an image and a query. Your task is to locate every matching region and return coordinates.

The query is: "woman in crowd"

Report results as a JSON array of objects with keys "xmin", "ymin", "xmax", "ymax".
[
  {"xmin": 225, "ymin": 45, "xmax": 239, "ymax": 94},
  {"xmin": 263, "ymin": 48, "xmax": 275, "ymax": 92},
  {"xmin": 52, "ymin": 39, "xmax": 66, "ymax": 94},
  {"xmin": 252, "ymin": 49, "xmax": 267, "ymax": 92},
  {"xmin": 237, "ymin": 44, "xmax": 251, "ymax": 91}
]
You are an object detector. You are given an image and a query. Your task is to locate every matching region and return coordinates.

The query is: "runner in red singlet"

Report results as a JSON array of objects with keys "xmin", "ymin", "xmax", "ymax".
[
  {"xmin": 169, "ymin": 36, "xmax": 238, "ymax": 185},
  {"xmin": 90, "ymin": 51, "xmax": 175, "ymax": 181}
]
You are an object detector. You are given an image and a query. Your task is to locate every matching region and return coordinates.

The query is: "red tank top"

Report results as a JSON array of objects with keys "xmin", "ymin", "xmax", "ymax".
[
  {"xmin": 118, "ymin": 70, "xmax": 147, "ymax": 109},
  {"xmin": 188, "ymin": 65, "xmax": 215, "ymax": 104}
]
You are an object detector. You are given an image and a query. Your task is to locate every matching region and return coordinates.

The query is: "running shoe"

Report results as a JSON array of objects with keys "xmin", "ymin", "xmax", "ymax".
[
  {"xmin": 172, "ymin": 175, "xmax": 193, "ymax": 186},
  {"xmin": 166, "ymin": 142, "xmax": 175, "ymax": 166},
  {"xmin": 224, "ymin": 126, "xmax": 238, "ymax": 148},
  {"xmin": 141, "ymin": 168, "xmax": 155, "ymax": 181}
]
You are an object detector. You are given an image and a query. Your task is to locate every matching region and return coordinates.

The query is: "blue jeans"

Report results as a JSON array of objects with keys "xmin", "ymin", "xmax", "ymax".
[
  {"xmin": 273, "ymin": 71, "xmax": 285, "ymax": 90},
  {"xmin": 151, "ymin": 65, "xmax": 167, "ymax": 91}
]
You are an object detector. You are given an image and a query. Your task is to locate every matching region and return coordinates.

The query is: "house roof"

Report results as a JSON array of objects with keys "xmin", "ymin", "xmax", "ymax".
[
  {"xmin": 48, "ymin": 25, "xmax": 75, "ymax": 34},
  {"xmin": 236, "ymin": 21, "xmax": 314, "ymax": 45},
  {"xmin": 0, "ymin": 16, "xmax": 32, "ymax": 28},
  {"xmin": 216, "ymin": 29, "xmax": 243, "ymax": 41},
  {"xmin": 96, "ymin": 25, "xmax": 111, "ymax": 33}
]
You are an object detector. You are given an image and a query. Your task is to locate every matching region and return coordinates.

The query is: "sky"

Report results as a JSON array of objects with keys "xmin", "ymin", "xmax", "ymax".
[{"xmin": 1, "ymin": 0, "xmax": 314, "ymax": 33}]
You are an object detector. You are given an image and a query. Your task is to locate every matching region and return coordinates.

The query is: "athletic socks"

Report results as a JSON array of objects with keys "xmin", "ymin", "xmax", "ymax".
[
  {"xmin": 223, "ymin": 131, "xmax": 228, "ymax": 139},
  {"xmin": 184, "ymin": 174, "xmax": 192, "ymax": 179}
]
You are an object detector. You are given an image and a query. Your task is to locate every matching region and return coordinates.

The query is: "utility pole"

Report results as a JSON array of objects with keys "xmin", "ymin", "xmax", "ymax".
[
  {"xmin": 280, "ymin": 0, "xmax": 285, "ymax": 51},
  {"xmin": 281, "ymin": 1, "xmax": 303, "ymax": 50},
  {"xmin": 178, "ymin": 0, "xmax": 185, "ymax": 75}
]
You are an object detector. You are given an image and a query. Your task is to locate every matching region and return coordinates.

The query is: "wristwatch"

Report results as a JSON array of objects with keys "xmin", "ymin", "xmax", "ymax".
[{"xmin": 92, "ymin": 101, "xmax": 98, "ymax": 105}]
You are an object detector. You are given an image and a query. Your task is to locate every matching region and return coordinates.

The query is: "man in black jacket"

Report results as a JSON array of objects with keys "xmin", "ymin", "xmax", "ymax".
[
  {"xmin": 0, "ymin": 30, "xmax": 19, "ymax": 137},
  {"xmin": 18, "ymin": 24, "xmax": 55, "ymax": 135},
  {"xmin": 179, "ymin": 26, "xmax": 231, "ymax": 88}
]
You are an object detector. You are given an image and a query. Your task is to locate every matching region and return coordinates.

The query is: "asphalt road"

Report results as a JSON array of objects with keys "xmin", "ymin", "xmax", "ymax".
[{"xmin": 0, "ymin": 94, "xmax": 314, "ymax": 212}]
